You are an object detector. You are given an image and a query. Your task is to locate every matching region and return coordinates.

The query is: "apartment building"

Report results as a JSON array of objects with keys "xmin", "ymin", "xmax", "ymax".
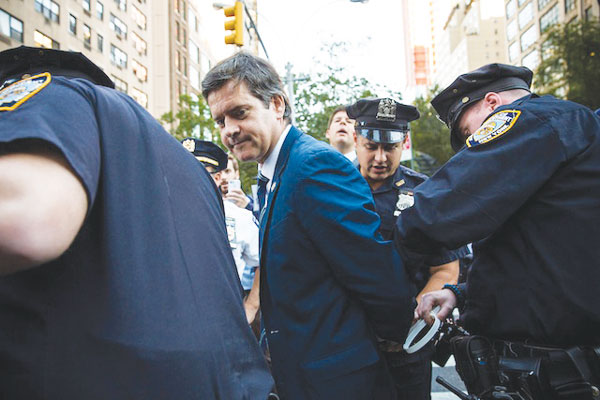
[
  {"xmin": 505, "ymin": 0, "xmax": 599, "ymax": 71},
  {"xmin": 434, "ymin": 0, "xmax": 508, "ymax": 88},
  {"xmin": 0, "ymin": 0, "xmax": 233, "ymax": 120},
  {"xmin": 0, "ymin": 0, "xmax": 152, "ymax": 110}
]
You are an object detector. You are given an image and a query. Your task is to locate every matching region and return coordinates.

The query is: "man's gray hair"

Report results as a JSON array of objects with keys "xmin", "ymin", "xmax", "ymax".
[{"xmin": 202, "ymin": 52, "xmax": 292, "ymax": 123}]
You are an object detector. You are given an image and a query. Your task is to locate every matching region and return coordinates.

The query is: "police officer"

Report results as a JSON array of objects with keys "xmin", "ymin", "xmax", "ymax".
[
  {"xmin": 399, "ymin": 64, "xmax": 600, "ymax": 399},
  {"xmin": 347, "ymin": 98, "xmax": 461, "ymax": 400},
  {"xmin": 181, "ymin": 138, "xmax": 261, "ymax": 324},
  {"xmin": 0, "ymin": 46, "xmax": 273, "ymax": 399}
]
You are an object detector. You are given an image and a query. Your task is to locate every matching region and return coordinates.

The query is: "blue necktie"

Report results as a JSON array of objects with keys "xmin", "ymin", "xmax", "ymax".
[{"xmin": 256, "ymin": 172, "xmax": 269, "ymax": 215}]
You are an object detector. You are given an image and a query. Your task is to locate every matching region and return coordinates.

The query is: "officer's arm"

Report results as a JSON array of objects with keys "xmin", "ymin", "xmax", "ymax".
[
  {"xmin": 0, "ymin": 142, "xmax": 88, "ymax": 275},
  {"xmin": 417, "ymin": 260, "xmax": 459, "ymax": 303}
]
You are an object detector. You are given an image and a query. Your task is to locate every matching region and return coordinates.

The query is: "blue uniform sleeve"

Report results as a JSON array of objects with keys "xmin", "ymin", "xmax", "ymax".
[
  {"xmin": 295, "ymin": 150, "xmax": 415, "ymax": 342},
  {"xmin": 0, "ymin": 77, "xmax": 101, "ymax": 211},
  {"xmin": 396, "ymin": 104, "xmax": 568, "ymax": 252}
]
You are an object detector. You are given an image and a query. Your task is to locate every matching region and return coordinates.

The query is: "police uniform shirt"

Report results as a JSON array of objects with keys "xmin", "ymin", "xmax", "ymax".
[
  {"xmin": 0, "ymin": 74, "xmax": 272, "ymax": 398},
  {"xmin": 396, "ymin": 94, "xmax": 600, "ymax": 346},
  {"xmin": 371, "ymin": 165, "xmax": 462, "ymax": 290},
  {"xmin": 223, "ymin": 200, "xmax": 259, "ymax": 288}
]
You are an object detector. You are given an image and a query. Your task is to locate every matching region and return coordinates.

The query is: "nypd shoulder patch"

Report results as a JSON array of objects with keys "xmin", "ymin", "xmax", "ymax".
[
  {"xmin": 466, "ymin": 110, "xmax": 521, "ymax": 149},
  {"xmin": 0, "ymin": 72, "xmax": 52, "ymax": 112}
]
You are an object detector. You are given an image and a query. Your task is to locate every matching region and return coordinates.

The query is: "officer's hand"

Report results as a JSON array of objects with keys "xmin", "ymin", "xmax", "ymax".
[
  {"xmin": 244, "ymin": 301, "xmax": 259, "ymax": 325},
  {"xmin": 225, "ymin": 189, "xmax": 250, "ymax": 208},
  {"xmin": 415, "ymin": 289, "xmax": 457, "ymax": 325}
]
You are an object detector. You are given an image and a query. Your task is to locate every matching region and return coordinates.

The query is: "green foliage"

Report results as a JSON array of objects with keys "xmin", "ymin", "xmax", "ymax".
[
  {"xmin": 408, "ymin": 86, "xmax": 454, "ymax": 173},
  {"xmin": 535, "ymin": 20, "xmax": 600, "ymax": 110},
  {"xmin": 160, "ymin": 94, "xmax": 220, "ymax": 142},
  {"xmin": 293, "ymin": 42, "xmax": 402, "ymax": 142}
]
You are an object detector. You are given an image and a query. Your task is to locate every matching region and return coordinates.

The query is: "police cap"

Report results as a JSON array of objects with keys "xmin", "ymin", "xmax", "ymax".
[
  {"xmin": 346, "ymin": 98, "xmax": 419, "ymax": 144},
  {"xmin": 181, "ymin": 138, "xmax": 228, "ymax": 172},
  {"xmin": 0, "ymin": 46, "xmax": 114, "ymax": 89},
  {"xmin": 431, "ymin": 63, "xmax": 532, "ymax": 151}
]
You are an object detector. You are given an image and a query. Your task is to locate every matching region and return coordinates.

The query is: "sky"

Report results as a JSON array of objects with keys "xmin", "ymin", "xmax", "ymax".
[
  {"xmin": 255, "ymin": 0, "xmax": 409, "ymax": 97},
  {"xmin": 252, "ymin": 0, "xmax": 506, "ymax": 102}
]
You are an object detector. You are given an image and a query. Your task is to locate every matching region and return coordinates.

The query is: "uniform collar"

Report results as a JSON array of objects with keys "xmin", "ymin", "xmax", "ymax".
[{"xmin": 371, "ymin": 166, "xmax": 406, "ymax": 194}]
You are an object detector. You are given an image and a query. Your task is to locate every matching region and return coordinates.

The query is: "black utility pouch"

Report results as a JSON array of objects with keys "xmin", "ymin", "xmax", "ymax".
[{"xmin": 451, "ymin": 335, "xmax": 500, "ymax": 397}]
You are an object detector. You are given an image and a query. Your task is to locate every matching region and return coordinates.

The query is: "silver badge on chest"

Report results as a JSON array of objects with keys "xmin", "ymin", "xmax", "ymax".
[{"xmin": 394, "ymin": 191, "xmax": 415, "ymax": 216}]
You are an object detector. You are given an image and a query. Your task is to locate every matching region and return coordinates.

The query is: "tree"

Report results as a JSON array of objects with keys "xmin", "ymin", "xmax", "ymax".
[
  {"xmin": 535, "ymin": 20, "xmax": 600, "ymax": 110},
  {"xmin": 408, "ymin": 86, "xmax": 454, "ymax": 174},
  {"xmin": 293, "ymin": 42, "xmax": 402, "ymax": 142},
  {"xmin": 160, "ymin": 94, "xmax": 220, "ymax": 142}
]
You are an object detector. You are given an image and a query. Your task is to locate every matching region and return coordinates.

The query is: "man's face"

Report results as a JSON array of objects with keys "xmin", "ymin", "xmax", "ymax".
[
  {"xmin": 355, "ymin": 134, "xmax": 404, "ymax": 188},
  {"xmin": 326, "ymin": 111, "xmax": 355, "ymax": 150},
  {"xmin": 455, "ymin": 99, "xmax": 493, "ymax": 142},
  {"xmin": 220, "ymin": 159, "xmax": 238, "ymax": 194},
  {"xmin": 204, "ymin": 165, "xmax": 222, "ymax": 187},
  {"xmin": 208, "ymin": 81, "xmax": 284, "ymax": 164}
]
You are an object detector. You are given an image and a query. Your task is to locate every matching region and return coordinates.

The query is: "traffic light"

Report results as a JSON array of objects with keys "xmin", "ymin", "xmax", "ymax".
[{"xmin": 224, "ymin": 1, "xmax": 243, "ymax": 46}]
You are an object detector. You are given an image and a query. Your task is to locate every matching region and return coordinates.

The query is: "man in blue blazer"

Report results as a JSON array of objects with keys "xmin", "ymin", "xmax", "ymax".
[{"xmin": 202, "ymin": 52, "xmax": 415, "ymax": 400}]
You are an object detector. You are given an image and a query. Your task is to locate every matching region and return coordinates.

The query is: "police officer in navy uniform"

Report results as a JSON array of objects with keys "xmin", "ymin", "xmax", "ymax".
[
  {"xmin": 0, "ymin": 46, "xmax": 273, "ymax": 399},
  {"xmin": 347, "ymin": 98, "xmax": 462, "ymax": 400},
  {"xmin": 399, "ymin": 64, "xmax": 600, "ymax": 399}
]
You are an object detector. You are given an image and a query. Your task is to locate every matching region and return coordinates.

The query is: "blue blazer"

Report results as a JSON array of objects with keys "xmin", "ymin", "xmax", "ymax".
[{"xmin": 259, "ymin": 127, "xmax": 415, "ymax": 399}]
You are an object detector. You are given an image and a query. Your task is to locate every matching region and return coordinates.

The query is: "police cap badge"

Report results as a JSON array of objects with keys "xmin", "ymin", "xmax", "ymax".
[{"xmin": 346, "ymin": 98, "xmax": 420, "ymax": 144}]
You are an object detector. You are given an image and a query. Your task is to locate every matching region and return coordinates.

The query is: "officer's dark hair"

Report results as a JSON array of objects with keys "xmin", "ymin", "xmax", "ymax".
[
  {"xmin": 327, "ymin": 106, "xmax": 349, "ymax": 129},
  {"xmin": 201, "ymin": 52, "xmax": 292, "ymax": 123}
]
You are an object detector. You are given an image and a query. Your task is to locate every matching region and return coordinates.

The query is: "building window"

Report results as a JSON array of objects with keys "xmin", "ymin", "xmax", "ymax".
[
  {"xmin": 110, "ymin": 44, "xmax": 127, "ymax": 69},
  {"xmin": 565, "ymin": 0, "xmax": 576, "ymax": 13},
  {"xmin": 183, "ymin": 56, "xmax": 187, "ymax": 77},
  {"xmin": 34, "ymin": 30, "xmax": 59, "ymax": 49},
  {"xmin": 509, "ymin": 41, "xmax": 520, "ymax": 62},
  {"xmin": 518, "ymin": 2, "xmax": 534, "ymax": 29},
  {"xmin": 540, "ymin": 4, "xmax": 559, "ymax": 33},
  {"xmin": 506, "ymin": 0, "xmax": 516, "ymax": 19},
  {"xmin": 522, "ymin": 49, "xmax": 539, "ymax": 70},
  {"xmin": 110, "ymin": 14, "xmax": 127, "ymax": 39},
  {"xmin": 189, "ymin": 65, "xmax": 199, "ymax": 90},
  {"xmin": 82, "ymin": 0, "xmax": 91, "ymax": 13},
  {"xmin": 132, "ymin": 6, "xmax": 146, "ymax": 30},
  {"xmin": 0, "ymin": 9, "xmax": 24, "ymax": 42},
  {"xmin": 132, "ymin": 60, "xmax": 147, "ymax": 82},
  {"xmin": 506, "ymin": 19, "xmax": 518, "ymax": 41},
  {"xmin": 182, "ymin": 0, "xmax": 186, "ymax": 19},
  {"xmin": 69, "ymin": 14, "xmax": 77, "ymax": 35},
  {"xmin": 34, "ymin": 0, "xmax": 60, "ymax": 23},
  {"xmin": 585, "ymin": 7, "xmax": 593, "ymax": 21},
  {"xmin": 517, "ymin": 0, "xmax": 528, "ymax": 6},
  {"xmin": 83, "ymin": 24, "xmax": 91, "ymax": 48},
  {"xmin": 97, "ymin": 33, "xmax": 104, "ymax": 52},
  {"xmin": 132, "ymin": 32, "xmax": 147, "ymax": 55},
  {"xmin": 189, "ymin": 11, "xmax": 198, "ymax": 32},
  {"xmin": 96, "ymin": 1, "xmax": 104, "ymax": 19},
  {"xmin": 111, "ymin": 75, "xmax": 127, "ymax": 93},
  {"xmin": 537, "ymin": 0, "xmax": 551, "ymax": 10},
  {"xmin": 182, "ymin": 28, "xmax": 187, "ymax": 47},
  {"xmin": 175, "ymin": 50, "xmax": 180, "ymax": 71},
  {"xmin": 189, "ymin": 40, "xmax": 199, "ymax": 63},
  {"xmin": 114, "ymin": 0, "xmax": 126, "ymax": 12},
  {"xmin": 131, "ymin": 87, "xmax": 148, "ymax": 108},
  {"xmin": 175, "ymin": 21, "xmax": 180, "ymax": 42},
  {"xmin": 520, "ymin": 24, "xmax": 538, "ymax": 51}
]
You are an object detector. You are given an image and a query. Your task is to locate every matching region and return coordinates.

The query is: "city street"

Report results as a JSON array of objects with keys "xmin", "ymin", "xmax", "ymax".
[{"xmin": 432, "ymin": 356, "xmax": 467, "ymax": 400}]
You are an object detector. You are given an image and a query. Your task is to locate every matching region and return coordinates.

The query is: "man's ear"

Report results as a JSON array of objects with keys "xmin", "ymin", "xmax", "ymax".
[
  {"xmin": 271, "ymin": 95, "xmax": 286, "ymax": 119},
  {"xmin": 483, "ymin": 92, "xmax": 503, "ymax": 112}
]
